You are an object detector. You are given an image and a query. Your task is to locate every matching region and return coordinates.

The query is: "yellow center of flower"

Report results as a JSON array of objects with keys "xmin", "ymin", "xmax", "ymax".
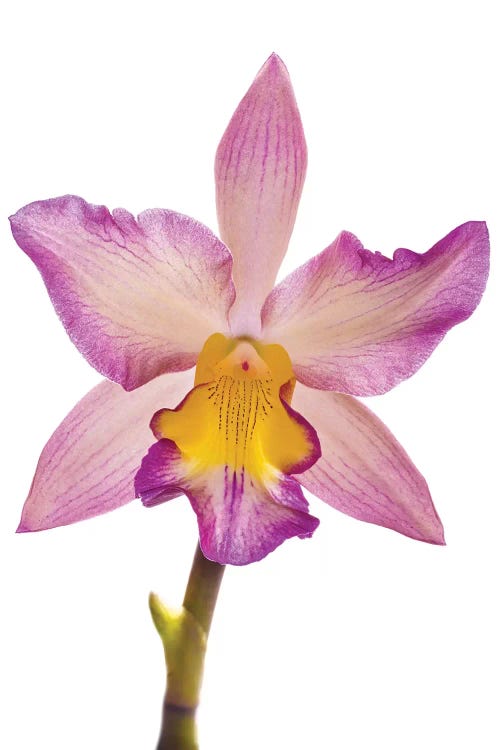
[{"xmin": 153, "ymin": 333, "xmax": 315, "ymax": 479}]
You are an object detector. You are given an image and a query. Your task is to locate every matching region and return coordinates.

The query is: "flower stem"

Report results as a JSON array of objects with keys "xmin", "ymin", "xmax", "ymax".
[{"xmin": 151, "ymin": 544, "xmax": 225, "ymax": 750}]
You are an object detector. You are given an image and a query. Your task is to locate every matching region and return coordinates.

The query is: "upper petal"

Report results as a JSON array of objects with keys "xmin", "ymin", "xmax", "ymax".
[
  {"xmin": 262, "ymin": 222, "xmax": 489, "ymax": 396},
  {"xmin": 18, "ymin": 369, "xmax": 194, "ymax": 532},
  {"xmin": 10, "ymin": 196, "xmax": 235, "ymax": 390},
  {"xmin": 292, "ymin": 382, "xmax": 444, "ymax": 544},
  {"xmin": 215, "ymin": 54, "xmax": 307, "ymax": 335}
]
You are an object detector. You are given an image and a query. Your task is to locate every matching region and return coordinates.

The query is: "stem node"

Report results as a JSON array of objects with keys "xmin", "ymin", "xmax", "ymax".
[{"xmin": 151, "ymin": 544, "xmax": 225, "ymax": 749}]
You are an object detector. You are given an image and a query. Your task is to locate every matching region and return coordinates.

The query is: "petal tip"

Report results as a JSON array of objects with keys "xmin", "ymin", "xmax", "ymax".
[
  {"xmin": 413, "ymin": 511, "xmax": 446, "ymax": 546},
  {"xmin": 431, "ymin": 526, "xmax": 446, "ymax": 546},
  {"xmin": 16, "ymin": 519, "xmax": 34, "ymax": 533},
  {"xmin": 456, "ymin": 219, "xmax": 490, "ymax": 256},
  {"xmin": 298, "ymin": 514, "xmax": 320, "ymax": 539},
  {"xmin": 263, "ymin": 51, "xmax": 287, "ymax": 71},
  {"xmin": 258, "ymin": 51, "xmax": 292, "ymax": 86},
  {"xmin": 267, "ymin": 51, "xmax": 282, "ymax": 62}
]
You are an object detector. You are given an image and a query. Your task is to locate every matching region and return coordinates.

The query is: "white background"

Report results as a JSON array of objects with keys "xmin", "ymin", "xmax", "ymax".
[{"xmin": 1, "ymin": 1, "xmax": 499, "ymax": 748}]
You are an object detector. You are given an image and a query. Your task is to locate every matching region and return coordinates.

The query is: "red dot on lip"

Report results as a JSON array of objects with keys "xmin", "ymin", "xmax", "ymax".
[{"xmin": 241, "ymin": 360, "xmax": 249, "ymax": 371}]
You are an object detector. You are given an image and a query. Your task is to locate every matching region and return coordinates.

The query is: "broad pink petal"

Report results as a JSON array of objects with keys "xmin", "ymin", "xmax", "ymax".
[
  {"xmin": 215, "ymin": 54, "xmax": 307, "ymax": 335},
  {"xmin": 10, "ymin": 196, "xmax": 235, "ymax": 390},
  {"xmin": 292, "ymin": 382, "xmax": 444, "ymax": 544},
  {"xmin": 17, "ymin": 370, "xmax": 194, "ymax": 532},
  {"xmin": 262, "ymin": 222, "xmax": 489, "ymax": 396},
  {"xmin": 135, "ymin": 439, "xmax": 319, "ymax": 566}
]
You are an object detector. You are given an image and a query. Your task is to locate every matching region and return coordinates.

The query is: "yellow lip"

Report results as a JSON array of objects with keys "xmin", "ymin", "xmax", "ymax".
[{"xmin": 152, "ymin": 333, "xmax": 316, "ymax": 480}]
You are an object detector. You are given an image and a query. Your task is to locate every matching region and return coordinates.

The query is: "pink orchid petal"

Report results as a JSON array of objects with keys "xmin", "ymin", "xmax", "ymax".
[
  {"xmin": 262, "ymin": 222, "xmax": 489, "ymax": 396},
  {"xmin": 215, "ymin": 54, "xmax": 307, "ymax": 335},
  {"xmin": 17, "ymin": 370, "xmax": 194, "ymax": 532},
  {"xmin": 135, "ymin": 439, "xmax": 319, "ymax": 566},
  {"xmin": 292, "ymin": 382, "xmax": 444, "ymax": 544},
  {"xmin": 10, "ymin": 196, "xmax": 235, "ymax": 390}
]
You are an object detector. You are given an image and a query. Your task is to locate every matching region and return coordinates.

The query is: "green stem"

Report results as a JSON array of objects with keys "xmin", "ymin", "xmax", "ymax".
[
  {"xmin": 151, "ymin": 544, "xmax": 225, "ymax": 750},
  {"xmin": 183, "ymin": 544, "xmax": 225, "ymax": 634}
]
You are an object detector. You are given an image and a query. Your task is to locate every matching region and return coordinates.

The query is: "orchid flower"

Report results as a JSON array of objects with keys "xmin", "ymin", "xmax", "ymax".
[{"xmin": 10, "ymin": 54, "xmax": 489, "ymax": 567}]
